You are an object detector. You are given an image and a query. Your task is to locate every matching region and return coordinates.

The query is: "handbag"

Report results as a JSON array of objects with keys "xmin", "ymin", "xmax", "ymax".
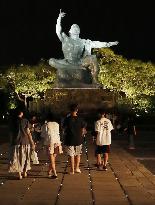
[{"xmin": 31, "ymin": 150, "xmax": 39, "ymax": 164}]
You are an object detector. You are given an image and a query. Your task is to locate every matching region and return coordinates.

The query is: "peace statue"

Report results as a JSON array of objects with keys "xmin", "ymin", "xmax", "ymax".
[{"xmin": 49, "ymin": 9, "xmax": 118, "ymax": 86}]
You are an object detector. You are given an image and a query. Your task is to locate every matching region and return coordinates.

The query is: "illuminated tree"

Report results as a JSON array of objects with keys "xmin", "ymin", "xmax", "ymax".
[
  {"xmin": 0, "ymin": 61, "xmax": 56, "ymax": 109},
  {"xmin": 94, "ymin": 48, "xmax": 155, "ymax": 111}
]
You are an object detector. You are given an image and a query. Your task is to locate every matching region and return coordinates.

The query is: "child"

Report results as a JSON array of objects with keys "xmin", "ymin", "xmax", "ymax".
[
  {"xmin": 94, "ymin": 110, "xmax": 113, "ymax": 171},
  {"xmin": 41, "ymin": 113, "xmax": 63, "ymax": 179}
]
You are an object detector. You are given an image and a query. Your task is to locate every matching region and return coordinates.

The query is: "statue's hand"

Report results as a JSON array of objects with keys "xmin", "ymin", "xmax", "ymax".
[
  {"xmin": 114, "ymin": 41, "xmax": 119, "ymax": 45},
  {"xmin": 59, "ymin": 9, "xmax": 66, "ymax": 18}
]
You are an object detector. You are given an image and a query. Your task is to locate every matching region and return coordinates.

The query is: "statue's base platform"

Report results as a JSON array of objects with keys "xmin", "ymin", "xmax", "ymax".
[
  {"xmin": 29, "ymin": 88, "xmax": 115, "ymax": 115},
  {"xmin": 29, "ymin": 66, "xmax": 115, "ymax": 115},
  {"xmin": 54, "ymin": 67, "xmax": 98, "ymax": 88}
]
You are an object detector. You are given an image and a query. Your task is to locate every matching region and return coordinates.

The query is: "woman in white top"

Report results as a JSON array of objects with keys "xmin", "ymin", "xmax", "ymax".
[{"xmin": 41, "ymin": 113, "xmax": 62, "ymax": 179}]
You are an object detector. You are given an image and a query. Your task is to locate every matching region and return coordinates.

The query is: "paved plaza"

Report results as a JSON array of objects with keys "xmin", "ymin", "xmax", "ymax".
[{"xmin": 0, "ymin": 129, "xmax": 155, "ymax": 205}]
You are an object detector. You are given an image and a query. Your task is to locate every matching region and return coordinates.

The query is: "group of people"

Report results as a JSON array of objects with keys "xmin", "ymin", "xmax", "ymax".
[{"xmin": 8, "ymin": 104, "xmax": 136, "ymax": 180}]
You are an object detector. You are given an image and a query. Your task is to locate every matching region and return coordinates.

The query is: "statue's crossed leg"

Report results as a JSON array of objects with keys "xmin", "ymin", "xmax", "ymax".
[{"xmin": 82, "ymin": 55, "xmax": 99, "ymax": 84}]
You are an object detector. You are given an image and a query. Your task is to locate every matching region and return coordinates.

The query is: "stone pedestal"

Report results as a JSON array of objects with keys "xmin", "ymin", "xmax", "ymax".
[
  {"xmin": 54, "ymin": 67, "xmax": 98, "ymax": 88},
  {"xmin": 29, "ymin": 88, "xmax": 115, "ymax": 115},
  {"xmin": 29, "ymin": 66, "xmax": 115, "ymax": 115}
]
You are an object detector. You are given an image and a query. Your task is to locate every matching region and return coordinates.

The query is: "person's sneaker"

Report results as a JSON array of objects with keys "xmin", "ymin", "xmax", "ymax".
[
  {"xmin": 23, "ymin": 172, "xmax": 27, "ymax": 178},
  {"xmin": 48, "ymin": 171, "xmax": 52, "ymax": 178},
  {"xmin": 103, "ymin": 166, "xmax": 107, "ymax": 171},
  {"xmin": 69, "ymin": 171, "xmax": 74, "ymax": 175},
  {"xmin": 128, "ymin": 147, "xmax": 135, "ymax": 150},
  {"xmin": 18, "ymin": 175, "xmax": 23, "ymax": 180},
  {"xmin": 51, "ymin": 175, "xmax": 58, "ymax": 179},
  {"xmin": 18, "ymin": 172, "xmax": 22, "ymax": 180},
  {"xmin": 97, "ymin": 165, "xmax": 103, "ymax": 171},
  {"xmin": 75, "ymin": 169, "xmax": 81, "ymax": 173}
]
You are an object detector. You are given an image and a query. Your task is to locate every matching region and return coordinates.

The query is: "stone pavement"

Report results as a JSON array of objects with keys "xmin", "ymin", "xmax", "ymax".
[{"xmin": 0, "ymin": 137, "xmax": 155, "ymax": 205}]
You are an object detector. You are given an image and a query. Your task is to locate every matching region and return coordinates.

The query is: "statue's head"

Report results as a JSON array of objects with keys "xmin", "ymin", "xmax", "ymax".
[{"xmin": 69, "ymin": 24, "xmax": 80, "ymax": 35}]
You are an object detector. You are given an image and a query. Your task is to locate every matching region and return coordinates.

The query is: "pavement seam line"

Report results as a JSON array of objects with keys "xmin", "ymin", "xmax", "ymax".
[
  {"xmin": 54, "ymin": 158, "xmax": 69, "ymax": 205},
  {"xmin": 108, "ymin": 162, "xmax": 134, "ymax": 205},
  {"xmin": 84, "ymin": 138, "xmax": 96, "ymax": 205}
]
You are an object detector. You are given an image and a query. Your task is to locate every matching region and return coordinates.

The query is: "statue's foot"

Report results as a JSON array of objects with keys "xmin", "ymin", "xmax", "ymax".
[{"xmin": 92, "ymin": 80, "xmax": 100, "ymax": 87}]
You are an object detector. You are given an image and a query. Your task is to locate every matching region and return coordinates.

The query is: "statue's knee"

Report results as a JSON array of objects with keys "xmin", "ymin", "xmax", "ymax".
[{"xmin": 49, "ymin": 58, "xmax": 55, "ymax": 66}]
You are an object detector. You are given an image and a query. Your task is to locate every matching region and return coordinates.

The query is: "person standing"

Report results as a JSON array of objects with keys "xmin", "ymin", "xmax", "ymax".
[
  {"xmin": 124, "ymin": 115, "xmax": 137, "ymax": 149},
  {"xmin": 8, "ymin": 108, "xmax": 35, "ymax": 179},
  {"xmin": 29, "ymin": 114, "xmax": 41, "ymax": 144},
  {"xmin": 63, "ymin": 104, "xmax": 86, "ymax": 174},
  {"xmin": 95, "ymin": 110, "xmax": 113, "ymax": 171},
  {"xmin": 41, "ymin": 113, "xmax": 63, "ymax": 179}
]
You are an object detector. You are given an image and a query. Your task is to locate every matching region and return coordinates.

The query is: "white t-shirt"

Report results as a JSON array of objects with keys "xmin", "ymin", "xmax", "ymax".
[
  {"xmin": 41, "ymin": 121, "xmax": 61, "ymax": 145},
  {"xmin": 95, "ymin": 117, "xmax": 113, "ymax": 146}
]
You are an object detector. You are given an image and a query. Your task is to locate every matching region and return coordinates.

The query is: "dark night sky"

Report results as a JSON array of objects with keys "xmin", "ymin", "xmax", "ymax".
[{"xmin": 0, "ymin": 0, "xmax": 154, "ymax": 66}]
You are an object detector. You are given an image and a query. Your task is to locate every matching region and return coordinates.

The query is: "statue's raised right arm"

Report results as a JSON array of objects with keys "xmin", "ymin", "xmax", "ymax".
[{"xmin": 56, "ymin": 9, "xmax": 66, "ymax": 42}]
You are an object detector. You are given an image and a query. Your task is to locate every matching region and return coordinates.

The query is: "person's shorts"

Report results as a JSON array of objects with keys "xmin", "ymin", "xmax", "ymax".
[
  {"xmin": 95, "ymin": 145, "xmax": 110, "ymax": 155},
  {"xmin": 46, "ymin": 144, "xmax": 63, "ymax": 155},
  {"xmin": 65, "ymin": 145, "xmax": 82, "ymax": 156}
]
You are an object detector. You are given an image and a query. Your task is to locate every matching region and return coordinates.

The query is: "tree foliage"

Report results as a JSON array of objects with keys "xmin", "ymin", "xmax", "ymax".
[
  {"xmin": 0, "ymin": 50, "xmax": 155, "ymax": 112},
  {"xmin": 94, "ymin": 48, "xmax": 155, "ymax": 111},
  {"xmin": 0, "ymin": 61, "xmax": 56, "ymax": 109}
]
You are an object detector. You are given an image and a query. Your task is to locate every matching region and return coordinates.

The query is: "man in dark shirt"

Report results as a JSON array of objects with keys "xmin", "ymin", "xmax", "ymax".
[{"xmin": 63, "ymin": 104, "xmax": 86, "ymax": 174}]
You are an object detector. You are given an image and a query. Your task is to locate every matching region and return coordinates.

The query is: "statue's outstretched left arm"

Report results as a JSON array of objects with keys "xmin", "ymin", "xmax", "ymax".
[
  {"xmin": 91, "ymin": 41, "xmax": 119, "ymax": 48},
  {"xmin": 83, "ymin": 40, "xmax": 119, "ymax": 56}
]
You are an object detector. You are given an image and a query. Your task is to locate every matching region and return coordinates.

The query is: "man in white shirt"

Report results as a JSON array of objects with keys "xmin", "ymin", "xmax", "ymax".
[{"xmin": 95, "ymin": 110, "xmax": 114, "ymax": 171}]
